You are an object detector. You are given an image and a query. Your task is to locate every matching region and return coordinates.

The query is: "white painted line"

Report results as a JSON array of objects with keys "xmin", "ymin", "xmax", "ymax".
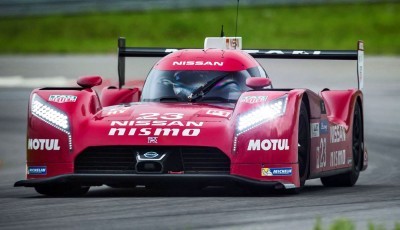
[{"xmin": 0, "ymin": 76, "xmax": 75, "ymax": 88}]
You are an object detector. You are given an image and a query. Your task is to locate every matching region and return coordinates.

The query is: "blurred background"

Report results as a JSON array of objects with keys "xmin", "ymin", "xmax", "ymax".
[{"xmin": 0, "ymin": 0, "xmax": 399, "ymax": 54}]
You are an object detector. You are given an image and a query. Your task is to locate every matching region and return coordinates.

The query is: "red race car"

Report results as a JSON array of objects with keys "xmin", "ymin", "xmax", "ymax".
[{"xmin": 15, "ymin": 37, "xmax": 367, "ymax": 196}]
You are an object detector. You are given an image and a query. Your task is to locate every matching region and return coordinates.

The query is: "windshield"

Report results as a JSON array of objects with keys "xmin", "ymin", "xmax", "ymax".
[{"xmin": 141, "ymin": 69, "xmax": 254, "ymax": 103}]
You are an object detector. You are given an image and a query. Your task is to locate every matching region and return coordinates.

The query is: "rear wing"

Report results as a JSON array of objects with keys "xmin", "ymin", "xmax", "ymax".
[{"xmin": 118, "ymin": 37, "xmax": 364, "ymax": 90}]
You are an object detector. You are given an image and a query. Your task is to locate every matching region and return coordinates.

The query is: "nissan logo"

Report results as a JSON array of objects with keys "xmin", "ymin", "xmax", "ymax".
[{"xmin": 143, "ymin": 152, "xmax": 159, "ymax": 159}]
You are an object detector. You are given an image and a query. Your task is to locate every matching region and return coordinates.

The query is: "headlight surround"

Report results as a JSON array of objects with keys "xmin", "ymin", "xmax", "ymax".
[
  {"xmin": 236, "ymin": 95, "xmax": 288, "ymax": 136},
  {"xmin": 31, "ymin": 93, "xmax": 72, "ymax": 150}
]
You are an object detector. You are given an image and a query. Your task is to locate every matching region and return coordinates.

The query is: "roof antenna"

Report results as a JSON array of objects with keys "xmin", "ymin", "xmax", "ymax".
[
  {"xmin": 220, "ymin": 25, "xmax": 225, "ymax": 37},
  {"xmin": 234, "ymin": 0, "xmax": 239, "ymax": 38}
]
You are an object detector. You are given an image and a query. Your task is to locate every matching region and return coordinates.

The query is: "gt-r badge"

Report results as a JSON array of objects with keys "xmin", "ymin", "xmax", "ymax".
[{"xmin": 148, "ymin": 137, "xmax": 158, "ymax": 144}]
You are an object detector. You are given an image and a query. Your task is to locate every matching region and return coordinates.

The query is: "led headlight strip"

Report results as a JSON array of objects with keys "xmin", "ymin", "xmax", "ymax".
[
  {"xmin": 236, "ymin": 94, "xmax": 288, "ymax": 136},
  {"xmin": 31, "ymin": 93, "xmax": 72, "ymax": 150}
]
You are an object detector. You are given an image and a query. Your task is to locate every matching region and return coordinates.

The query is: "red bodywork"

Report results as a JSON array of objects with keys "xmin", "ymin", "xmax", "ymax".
[{"xmin": 21, "ymin": 47, "xmax": 367, "ymax": 190}]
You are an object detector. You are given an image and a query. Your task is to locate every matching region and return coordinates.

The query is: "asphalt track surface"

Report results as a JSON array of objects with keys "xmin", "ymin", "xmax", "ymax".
[{"xmin": 0, "ymin": 56, "xmax": 399, "ymax": 230}]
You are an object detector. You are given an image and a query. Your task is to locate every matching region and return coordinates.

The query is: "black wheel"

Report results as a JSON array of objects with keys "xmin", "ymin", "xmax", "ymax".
[
  {"xmin": 297, "ymin": 101, "xmax": 310, "ymax": 189},
  {"xmin": 321, "ymin": 102, "xmax": 363, "ymax": 187},
  {"xmin": 35, "ymin": 184, "xmax": 90, "ymax": 197}
]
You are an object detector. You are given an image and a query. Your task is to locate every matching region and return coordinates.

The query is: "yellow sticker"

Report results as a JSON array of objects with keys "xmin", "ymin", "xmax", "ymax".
[{"xmin": 261, "ymin": 168, "xmax": 272, "ymax": 176}]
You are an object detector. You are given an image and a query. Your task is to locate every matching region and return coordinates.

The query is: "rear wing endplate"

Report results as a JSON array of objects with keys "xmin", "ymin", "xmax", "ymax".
[{"xmin": 118, "ymin": 37, "xmax": 364, "ymax": 90}]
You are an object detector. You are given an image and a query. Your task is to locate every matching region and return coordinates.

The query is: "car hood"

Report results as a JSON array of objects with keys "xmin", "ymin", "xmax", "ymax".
[
  {"xmin": 94, "ymin": 102, "xmax": 235, "ymax": 122},
  {"xmin": 84, "ymin": 102, "xmax": 236, "ymax": 150}
]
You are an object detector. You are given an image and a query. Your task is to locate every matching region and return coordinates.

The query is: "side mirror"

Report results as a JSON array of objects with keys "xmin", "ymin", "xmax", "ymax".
[
  {"xmin": 246, "ymin": 77, "xmax": 271, "ymax": 89},
  {"xmin": 77, "ymin": 76, "xmax": 103, "ymax": 88}
]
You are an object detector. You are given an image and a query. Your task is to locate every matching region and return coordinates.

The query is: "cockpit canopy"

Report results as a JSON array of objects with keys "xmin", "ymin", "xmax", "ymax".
[
  {"xmin": 141, "ymin": 66, "xmax": 268, "ymax": 103},
  {"xmin": 140, "ymin": 46, "xmax": 269, "ymax": 103}
]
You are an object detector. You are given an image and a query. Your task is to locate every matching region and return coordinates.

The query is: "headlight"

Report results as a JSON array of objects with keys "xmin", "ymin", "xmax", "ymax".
[
  {"xmin": 236, "ymin": 95, "xmax": 288, "ymax": 135},
  {"xmin": 31, "ymin": 94, "xmax": 72, "ymax": 150}
]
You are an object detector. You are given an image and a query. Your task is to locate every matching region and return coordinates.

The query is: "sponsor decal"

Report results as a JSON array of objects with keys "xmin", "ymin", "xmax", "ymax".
[
  {"xmin": 206, "ymin": 110, "xmax": 230, "ymax": 117},
  {"xmin": 136, "ymin": 113, "xmax": 184, "ymax": 120},
  {"xmin": 247, "ymin": 139, "xmax": 289, "ymax": 151},
  {"xmin": 148, "ymin": 137, "xmax": 158, "ymax": 144},
  {"xmin": 330, "ymin": 150, "xmax": 346, "ymax": 167},
  {"xmin": 143, "ymin": 152, "xmax": 159, "ymax": 159},
  {"xmin": 320, "ymin": 120, "xmax": 329, "ymax": 134},
  {"xmin": 263, "ymin": 50, "xmax": 321, "ymax": 55},
  {"xmin": 240, "ymin": 96, "xmax": 267, "ymax": 104},
  {"xmin": 106, "ymin": 108, "xmax": 128, "ymax": 115},
  {"xmin": 111, "ymin": 120, "xmax": 203, "ymax": 127},
  {"xmin": 172, "ymin": 61, "xmax": 223, "ymax": 66},
  {"xmin": 109, "ymin": 120, "xmax": 202, "ymax": 137},
  {"xmin": 48, "ymin": 95, "xmax": 77, "ymax": 103},
  {"xmin": 320, "ymin": 100, "xmax": 326, "ymax": 114},
  {"xmin": 261, "ymin": 167, "xmax": 292, "ymax": 176},
  {"xmin": 330, "ymin": 125, "xmax": 346, "ymax": 143},
  {"xmin": 28, "ymin": 139, "xmax": 60, "ymax": 151},
  {"xmin": 109, "ymin": 113, "xmax": 202, "ymax": 137},
  {"xmin": 316, "ymin": 138, "xmax": 327, "ymax": 169},
  {"xmin": 109, "ymin": 119, "xmax": 203, "ymax": 137},
  {"xmin": 227, "ymin": 38, "xmax": 240, "ymax": 49},
  {"xmin": 28, "ymin": 166, "xmax": 47, "ymax": 175},
  {"xmin": 311, "ymin": 123, "xmax": 320, "ymax": 138},
  {"xmin": 109, "ymin": 127, "xmax": 200, "ymax": 137}
]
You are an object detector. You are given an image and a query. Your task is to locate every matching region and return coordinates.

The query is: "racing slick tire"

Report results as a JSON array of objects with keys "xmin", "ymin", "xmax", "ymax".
[
  {"xmin": 285, "ymin": 101, "xmax": 310, "ymax": 194},
  {"xmin": 298, "ymin": 101, "xmax": 310, "ymax": 188},
  {"xmin": 321, "ymin": 102, "xmax": 363, "ymax": 187},
  {"xmin": 34, "ymin": 185, "xmax": 90, "ymax": 197}
]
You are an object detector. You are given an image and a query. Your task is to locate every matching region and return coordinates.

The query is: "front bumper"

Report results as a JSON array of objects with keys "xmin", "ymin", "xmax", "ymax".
[{"xmin": 14, "ymin": 174, "xmax": 296, "ymax": 190}]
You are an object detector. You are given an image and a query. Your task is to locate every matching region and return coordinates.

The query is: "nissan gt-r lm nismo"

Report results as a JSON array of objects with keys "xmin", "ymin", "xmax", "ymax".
[{"xmin": 15, "ymin": 37, "xmax": 368, "ymax": 196}]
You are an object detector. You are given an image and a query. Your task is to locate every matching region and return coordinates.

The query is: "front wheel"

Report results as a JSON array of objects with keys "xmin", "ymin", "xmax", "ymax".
[
  {"xmin": 285, "ymin": 101, "xmax": 310, "ymax": 194},
  {"xmin": 35, "ymin": 184, "xmax": 90, "ymax": 197},
  {"xmin": 297, "ymin": 101, "xmax": 310, "ymax": 189},
  {"xmin": 321, "ymin": 102, "xmax": 363, "ymax": 187}
]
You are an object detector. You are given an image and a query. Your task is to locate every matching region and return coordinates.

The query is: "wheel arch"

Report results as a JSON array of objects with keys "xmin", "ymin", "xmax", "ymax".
[
  {"xmin": 354, "ymin": 94, "xmax": 365, "ymax": 170},
  {"xmin": 300, "ymin": 92, "xmax": 311, "ymax": 179}
]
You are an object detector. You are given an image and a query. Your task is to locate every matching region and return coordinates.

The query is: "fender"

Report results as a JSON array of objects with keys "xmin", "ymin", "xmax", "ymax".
[
  {"xmin": 320, "ymin": 89, "xmax": 367, "ymax": 172},
  {"xmin": 230, "ymin": 89, "xmax": 314, "ymax": 186},
  {"xmin": 232, "ymin": 89, "xmax": 310, "ymax": 165},
  {"xmin": 27, "ymin": 88, "xmax": 101, "ymax": 178},
  {"xmin": 321, "ymin": 89, "xmax": 363, "ymax": 130}
]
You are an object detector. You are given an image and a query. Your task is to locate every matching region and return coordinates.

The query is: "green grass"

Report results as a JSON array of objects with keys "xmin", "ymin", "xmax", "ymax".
[
  {"xmin": 314, "ymin": 218, "xmax": 400, "ymax": 230},
  {"xmin": 0, "ymin": 2, "xmax": 399, "ymax": 54}
]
